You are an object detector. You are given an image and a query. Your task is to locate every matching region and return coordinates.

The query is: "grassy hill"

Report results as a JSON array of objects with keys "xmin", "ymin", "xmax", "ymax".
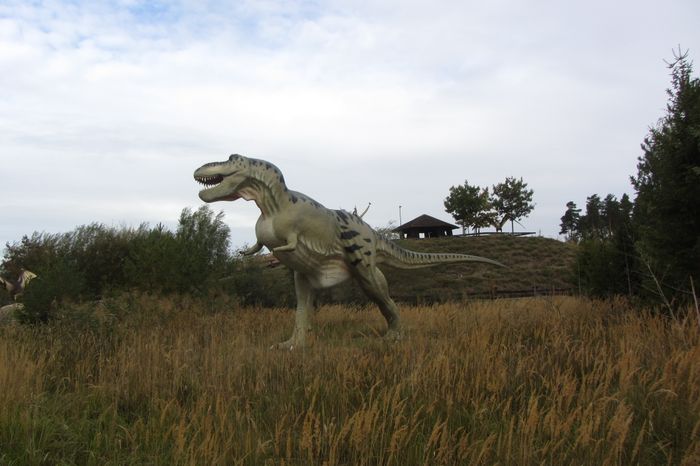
[
  {"xmin": 260, "ymin": 235, "xmax": 578, "ymax": 304},
  {"xmin": 385, "ymin": 235, "xmax": 577, "ymax": 301}
]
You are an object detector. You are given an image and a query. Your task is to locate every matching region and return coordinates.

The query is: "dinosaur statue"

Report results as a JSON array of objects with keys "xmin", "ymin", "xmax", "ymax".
[
  {"xmin": 353, "ymin": 202, "xmax": 371, "ymax": 218},
  {"xmin": 0, "ymin": 303, "xmax": 23, "ymax": 325},
  {"xmin": 0, "ymin": 269, "xmax": 37, "ymax": 302},
  {"xmin": 489, "ymin": 215, "xmax": 509, "ymax": 233},
  {"xmin": 194, "ymin": 154, "xmax": 503, "ymax": 349}
]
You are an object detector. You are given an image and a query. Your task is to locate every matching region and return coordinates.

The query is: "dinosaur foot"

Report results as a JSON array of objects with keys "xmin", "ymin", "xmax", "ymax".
[
  {"xmin": 270, "ymin": 337, "xmax": 308, "ymax": 351},
  {"xmin": 383, "ymin": 328, "xmax": 403, "ymax": 342}
]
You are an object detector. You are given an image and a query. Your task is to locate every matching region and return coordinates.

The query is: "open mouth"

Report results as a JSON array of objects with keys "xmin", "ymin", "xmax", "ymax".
[
  {"xmin": 194, "ymin": 172, "xmax": 241, "ymax": 202},
  {"xmin": 195, "ymin": 174, "xmax": 224, "ymax": 188}
]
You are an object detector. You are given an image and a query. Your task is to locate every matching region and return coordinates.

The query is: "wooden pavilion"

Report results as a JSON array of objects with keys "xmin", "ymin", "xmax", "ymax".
[{"xmin": 392, "ymin": 214, "xmax": 458, "ymax": 239}]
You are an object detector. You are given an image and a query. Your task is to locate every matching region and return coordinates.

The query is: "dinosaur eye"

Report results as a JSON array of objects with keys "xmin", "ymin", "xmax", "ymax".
[{"xmin": 229, "ymin": 154, "xmax": 241, "ymax": 161}]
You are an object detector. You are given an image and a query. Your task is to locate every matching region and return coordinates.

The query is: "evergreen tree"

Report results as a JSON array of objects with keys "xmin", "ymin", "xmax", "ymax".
[
  {"xmin": 559, "ymin": 201, "xmax": 581, "ymax": 242},
  {"xmin": 631, "ymin": 49, "xmax": 700, "ymax": 296},
  {"xmin": 601, "ymin": 194, "xmax": 621, "ymax": 238},
  {"xmin": 612, "ymin": 194, "xmax": 638, "ymax": 296},
  {"xmin": 619, "ymin": 193, "xmax": 634, "ymax": 221},
  {"xmin": 579, "ymin": 194, "xmax": 603, "ymax": 239},
  {"xmin": 573, "ymin": 192, "xmax": 638, "ymax": 297}
]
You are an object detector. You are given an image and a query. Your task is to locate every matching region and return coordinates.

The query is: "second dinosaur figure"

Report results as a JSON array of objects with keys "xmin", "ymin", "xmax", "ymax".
[{"xmin": 194, "ymin": 154, "xmax": 503, "ymax": 349}]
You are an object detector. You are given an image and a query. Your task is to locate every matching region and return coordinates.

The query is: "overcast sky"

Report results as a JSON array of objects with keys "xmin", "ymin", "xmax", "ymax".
[{"xmin": 1, "ymin": 0, "xmax": 698, "ymax": 253}]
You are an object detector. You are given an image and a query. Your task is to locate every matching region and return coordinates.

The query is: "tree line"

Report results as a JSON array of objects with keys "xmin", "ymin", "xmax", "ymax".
[{"xmin": 560, "ymin": 50, "xmax": 699, "ymax": 306}]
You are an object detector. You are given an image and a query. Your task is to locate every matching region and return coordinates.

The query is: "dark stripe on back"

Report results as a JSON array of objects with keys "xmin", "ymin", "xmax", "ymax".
[
  {"xmin": 340, "ymin": 230, "xmax": 360, "ymax": 240},
  {"xmin": 344, "ymin": 244, "xmax": 363, "ymax": 253}
]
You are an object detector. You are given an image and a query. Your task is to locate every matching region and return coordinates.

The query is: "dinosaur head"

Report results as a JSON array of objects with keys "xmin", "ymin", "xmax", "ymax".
[{"xmin": 194, "ymin": 154, "xmax": 251, "ymax": 202}]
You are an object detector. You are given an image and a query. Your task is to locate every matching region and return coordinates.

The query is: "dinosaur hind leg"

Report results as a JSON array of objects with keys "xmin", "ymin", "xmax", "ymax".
[
  {"xmin": 273, "ymin": 271, "xmax": 316, "ymax": 350},
  {"xmin": 354, "ymin": 266, "xmax": 402, "ymax": 340}
]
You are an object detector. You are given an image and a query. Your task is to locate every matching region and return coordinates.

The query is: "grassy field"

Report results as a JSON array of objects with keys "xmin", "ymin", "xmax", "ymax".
[{"xmin": 1, "ymin": 294, "xmax": 698, "ymax": 465}]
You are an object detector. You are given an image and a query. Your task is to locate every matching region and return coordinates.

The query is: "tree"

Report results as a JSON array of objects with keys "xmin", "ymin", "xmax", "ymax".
[
  {"xmin": 579, "ymin": 194, "xmax": 603, "ymax": 239},
  {"xmin": 124, "ymin": 224, "xmax": 181, "ymax": 293},
  {"xmin": 578, "ymin": 194, "xmax": 623, "ymax": 240},
  {"xmin": 472, "ymin": 188, "xmax": 496, "ymax": 235},
  {"xmin": 575, "ymin": 192, "xmax": 638, "ymax": 297},
  {"xmin": 601, "ymin": 194, "xmax": 621, "ymax": 237},
  {"xmin": 175, "ymin": 206, "xmax": 231, "ymax": 294},
  {"xmin": 559, "ymin": 201, "xmax": 581, "ymax": 242},
  {"xmin": 631, "ymin": 49, "xmax": 700, "ymax": 296},
  {"xmin": 563, "ymin": 192, "xmax": 639, "ymax": 297},
  {"xmin": 490, "ymin": 177, "xmax": 535, "ymax": 233},
  {"xmin": 613, "ymin": 194, "xmax": 638, "ymax": 296},
  {"xmin": 444, "ymin": 181, "xmax": 491, "ymax": 234}
]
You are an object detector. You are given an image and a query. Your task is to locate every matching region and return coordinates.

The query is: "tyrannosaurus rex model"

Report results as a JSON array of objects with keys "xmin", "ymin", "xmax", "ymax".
[{"xmin": 194, "ymin": 154, "xmax": 503, "ymax": 349}]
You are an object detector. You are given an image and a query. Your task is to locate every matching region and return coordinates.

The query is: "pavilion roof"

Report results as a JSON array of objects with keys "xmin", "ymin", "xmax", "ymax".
[{"xmin": 393, "ymin": 214, "xmax": 457, "ymax": 232}]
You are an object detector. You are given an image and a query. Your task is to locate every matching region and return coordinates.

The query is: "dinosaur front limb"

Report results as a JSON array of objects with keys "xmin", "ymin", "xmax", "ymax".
[
  {"xmin": 273, "ymin": 271, "xmax": 316, "ymax": 350},
  {"xmin": 240, "ymin": 242, "xmax": 263, "ymax": 256},
  {"xmin": 273, "ymin": 232, "xmax": 298, "ymax": 253}
]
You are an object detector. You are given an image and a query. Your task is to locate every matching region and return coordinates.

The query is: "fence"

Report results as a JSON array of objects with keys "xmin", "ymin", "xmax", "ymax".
[
  {"xmin": 393, "ymin": 286, "xmax": 575, "ymax": 305},
  {"xmin": 455, "ymin": 231, "xmax": 537, "ymax": 238}
]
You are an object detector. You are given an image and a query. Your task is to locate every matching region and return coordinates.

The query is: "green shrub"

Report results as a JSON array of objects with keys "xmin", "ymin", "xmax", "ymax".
[
  {"xmin": 174, "ymin": 206, "xmax": 231, "ymax": 294},
  {"xmin": 19, "ymin": 259, "xmax": 86, "ymax": 324},
  {"xmin": 576, "ymin": 238, "xmax": 636, "ymax": 298},
  {"xmin": 3, "ymin": 206, "xmax": 235, "ymax": 300},
  {"xmin": 123, "ymin": 224, "xmax": 181, "ymax": 293},
  {"xmin": 221, "ymin": 255, "xmax": 294, "ymax": 307}
]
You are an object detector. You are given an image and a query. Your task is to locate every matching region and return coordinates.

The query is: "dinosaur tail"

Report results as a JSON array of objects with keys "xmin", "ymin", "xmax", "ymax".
[{"xmin": 375, "ymin": 238, "xmax": 505, "ymax": 269}]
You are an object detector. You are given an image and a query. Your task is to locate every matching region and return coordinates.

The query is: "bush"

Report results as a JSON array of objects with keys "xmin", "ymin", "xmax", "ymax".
[
  {"xmin": 3, "ymin": 224, "xmax": 133, "ymax": 298},
  {"xmin": 18, "ymin": 259, "xmax": 86, "ymax": 324},
  {"xmin": 576, "ymin": 238, "xmax": 636, "ymax": 298},
  {"xmin": 221, "ymin": 255, "xmax": 294, "ymax": 307},
  {"xmin": 1, "ymin": 206, "xmax": 307, "ymax": 314},
  {"xmin": 123, "ymin": 224, "xmax": 181, "ymax": 294},
  {"xmin": 174, "ymin": 206, "xmax": 231, "ymax": 294},
  {"xmin": 2, "ymin": 206, "xmax": 236, "ymax": 301}
]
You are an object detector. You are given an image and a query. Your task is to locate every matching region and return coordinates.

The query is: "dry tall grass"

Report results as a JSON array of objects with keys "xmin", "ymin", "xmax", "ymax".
[{"xmin": 0, "ymin": 295, "xmax": 698, "ymax": 465}]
